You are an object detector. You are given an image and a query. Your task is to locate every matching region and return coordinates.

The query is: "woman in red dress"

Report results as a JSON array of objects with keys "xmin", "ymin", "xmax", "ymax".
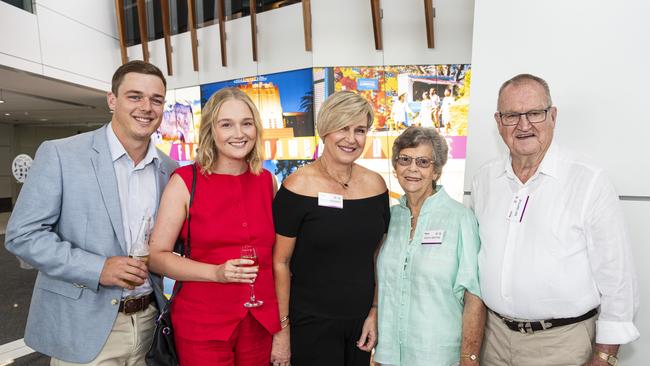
[{"xmin": 149, "ymin": 87, "xmax": 280, "ymax": 365}]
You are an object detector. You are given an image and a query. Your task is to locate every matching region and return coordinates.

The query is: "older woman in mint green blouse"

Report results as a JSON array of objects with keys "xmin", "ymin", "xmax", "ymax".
[{"xmin": 375, "ymin": 127, "xmax": 485, "ymax": 366}]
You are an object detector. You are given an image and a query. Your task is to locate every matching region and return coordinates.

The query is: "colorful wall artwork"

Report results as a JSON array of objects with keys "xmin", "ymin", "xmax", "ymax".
[
  {"xmin": 313, "ymin": 65, "xmax": 472, "ymax": 202},
  {"xmin": 154, "ymin": 86, "xmax": 202, "ymax": 163}
]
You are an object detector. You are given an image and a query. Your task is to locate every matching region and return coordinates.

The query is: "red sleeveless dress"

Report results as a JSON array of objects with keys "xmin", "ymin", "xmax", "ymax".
[{"xmin": 171, "ymin": 165, "xmax": 280, "ymax": 341}]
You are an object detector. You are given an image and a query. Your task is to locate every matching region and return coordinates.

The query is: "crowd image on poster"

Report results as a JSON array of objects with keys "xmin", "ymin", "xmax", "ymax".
[{"xmin": 154, "ymin": 86, "xmax": 202, "ymax": 163}]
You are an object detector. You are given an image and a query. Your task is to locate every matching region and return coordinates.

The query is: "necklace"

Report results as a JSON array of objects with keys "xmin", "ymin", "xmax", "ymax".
[{"xmin": 318, "ymin": 157, "xmax": 353, "ymax": 189}]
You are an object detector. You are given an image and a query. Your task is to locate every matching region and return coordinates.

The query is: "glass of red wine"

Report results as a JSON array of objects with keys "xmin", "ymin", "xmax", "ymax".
[{"xmin": 241, "ymin": 245, "xmax": 263, "ymax": 308}]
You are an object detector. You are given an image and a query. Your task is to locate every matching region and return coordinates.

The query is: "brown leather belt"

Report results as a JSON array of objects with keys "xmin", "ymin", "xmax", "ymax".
[
  {"xmin": 491, "ymin": 308, "xmax": 598, "ymax": 334},
  {"xmin": 119, "ymin": 294, "xmax": 155, "ymax": 315}
]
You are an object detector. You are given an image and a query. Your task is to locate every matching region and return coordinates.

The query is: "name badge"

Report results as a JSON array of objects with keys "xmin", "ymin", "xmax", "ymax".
[
  {"xmin": 422, "ymin": 230, "xmax": 444, "ymax": 245},
  {"xmin": 318, "ymin": 192, "xmax": 343, "ymax": 209},
  {"xmin": 507, "ymin": 193, "xmax": 530, "ymax": 222}
]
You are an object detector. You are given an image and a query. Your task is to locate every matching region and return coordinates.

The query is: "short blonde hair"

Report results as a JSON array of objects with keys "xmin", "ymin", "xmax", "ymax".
[
  {"xmin": 317, "ymin": 91, "xmax": 374, "ymax": 137},
  {"xmin": 195, "ymin": 87, "xmax": 264, "ymax": 175}
]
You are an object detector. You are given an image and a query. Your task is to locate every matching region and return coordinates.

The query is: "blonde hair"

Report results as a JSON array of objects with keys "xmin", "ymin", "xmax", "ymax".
[
  {"xmin": 195, "ymin": 87, "xmax": 264, "ymax": 175},
  {"xmin": 317, "ymin": 91, "xmax": 374, "ymax": 137}
]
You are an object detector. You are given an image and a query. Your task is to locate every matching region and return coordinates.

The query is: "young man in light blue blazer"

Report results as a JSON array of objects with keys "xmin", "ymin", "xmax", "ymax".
[{"xmin": 5, "ymin": 61, "xmax": 178, "ymax": 365}]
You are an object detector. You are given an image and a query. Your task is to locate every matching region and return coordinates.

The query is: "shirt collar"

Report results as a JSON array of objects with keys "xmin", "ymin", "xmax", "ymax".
[
  {"xmin": 398, "ymin": 185, "xmax": 449, "ymax": 212},
  {"xmin": 500, "ymin": 140, "xmax": 560, "ymax": 180},
  {"xmin": 106, "ymin": 122, "xmax": 160, "ymax": 168}
]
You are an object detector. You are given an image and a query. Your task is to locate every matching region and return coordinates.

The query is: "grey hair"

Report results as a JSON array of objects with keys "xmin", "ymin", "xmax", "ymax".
[
  {"xmin": 317, "ymin": 91, "xmax": 374, "ymax": 137},
  {"xmin": 392, "ymin": 127, "xmax": 448, "ymax": 187},
  {"xmin": 497, "ymin": 73, "xmax": 553, "ymax": 109}
]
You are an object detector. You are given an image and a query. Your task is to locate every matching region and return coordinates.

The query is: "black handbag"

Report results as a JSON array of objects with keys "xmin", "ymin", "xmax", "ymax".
[{"xmin": 146, "ymin": 163, "xmax": 197, "ymax": 366}]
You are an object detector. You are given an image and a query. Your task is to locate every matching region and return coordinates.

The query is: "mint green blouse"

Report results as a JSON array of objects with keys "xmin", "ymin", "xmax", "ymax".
[{"xmin": 375, "ymin": 187, "xmax": 481, "ymax": 366}]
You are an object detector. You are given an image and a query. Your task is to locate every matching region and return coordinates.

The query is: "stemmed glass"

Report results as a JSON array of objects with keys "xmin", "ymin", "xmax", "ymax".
[
  {"xmin": 241, "ymin": 245, "xmax": 263, "ymax": 308},
  {"xmin": 126, "ymin": 215, "xmax": 152, "ymax": 287}
]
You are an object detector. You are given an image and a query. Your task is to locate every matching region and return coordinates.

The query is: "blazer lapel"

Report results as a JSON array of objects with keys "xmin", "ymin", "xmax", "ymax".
[{"xmin": 90, "ymin": 126, "xmax": 127, "ymax": 254}]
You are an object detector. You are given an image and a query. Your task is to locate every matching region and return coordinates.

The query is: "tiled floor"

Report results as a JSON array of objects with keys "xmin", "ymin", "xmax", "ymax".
[{"xmin": 0, "ymin": 231, "xmax": 50, "ymax": 365}]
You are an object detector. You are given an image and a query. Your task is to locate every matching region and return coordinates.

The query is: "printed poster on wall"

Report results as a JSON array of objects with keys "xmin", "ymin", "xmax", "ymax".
[
  {"xmin": 313, "ymin": 64, "xmax": 472, "ymax": 202},
  {"xmin": 154, "ymin": 86, "xmax": 201, "ymax": 163}
]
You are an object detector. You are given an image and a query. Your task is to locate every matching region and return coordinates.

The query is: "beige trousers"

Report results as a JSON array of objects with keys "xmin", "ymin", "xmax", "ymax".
[
  {"xmin": 481, "ymin": 310, "xmax": 596, "ymax": 366},
  {"xmin": 51, "ymin": 304, "xmax": 157, "ymax": 366}
]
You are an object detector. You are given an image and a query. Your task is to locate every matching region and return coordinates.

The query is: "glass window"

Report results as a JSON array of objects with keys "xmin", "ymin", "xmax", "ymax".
[
  {"xmin": 122, "ymin": 0, "xmax": 304, "ymax": 47},
  {"xmin": 1, "ymin": 0, "xmax": 33, "ymax": 13}
]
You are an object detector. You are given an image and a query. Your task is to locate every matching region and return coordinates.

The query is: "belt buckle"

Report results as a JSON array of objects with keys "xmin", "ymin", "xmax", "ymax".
[
  {"xmin": 122, "ymin": 297, "xmax": 141, "ymax": 315},
  {"xmin": 517, "ymin": 322, "xmax": 534, "ymax": 334}
]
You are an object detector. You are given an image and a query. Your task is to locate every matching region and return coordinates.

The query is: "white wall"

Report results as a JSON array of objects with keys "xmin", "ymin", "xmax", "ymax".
[
  {"xmin": 0, "ymin": 0, "xmax": 120, "ymax": 91},
  {"xmin": 0, "ymin": 1, "xmax": 42, "ymax": 74},
  {"xmin": 36, "ymin": 2, "xmax": 120, "ymax": 90},
  {"xmin": 310, "ymin": 0, "xmax": 383, "ymax": 67},
  {"xmin": 466, "ymin": 0, "xmax": 650, "ymax": 363},
  {"xmin": 381, "ymin": 0, "xmax": 474, "ymax": 66},
  {"xmin": 465, "ymin": 0, "xmax": 650, "ymax": 196}
]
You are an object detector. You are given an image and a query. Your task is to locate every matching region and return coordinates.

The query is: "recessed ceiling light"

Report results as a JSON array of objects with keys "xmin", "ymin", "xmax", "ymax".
[
  {"xmin": 39, "ymin": 118, "xmax": 48, "ymax": 121},
  {"xmin": 0, "ymin": 100, "xmax": 5, "ymax": 104},
  {"xmin": 4, "ymin": 113, "xmax": 10, "ymax": 116}
]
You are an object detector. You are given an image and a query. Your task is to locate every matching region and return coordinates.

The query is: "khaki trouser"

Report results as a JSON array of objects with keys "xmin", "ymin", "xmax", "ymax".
[
  {"xmin": 51, "ymin": 303, "xmax": 157, "ymax": 366},
  {"xmin": 482, "ymin": 310, "xmax": 596, "ymax": 366}
]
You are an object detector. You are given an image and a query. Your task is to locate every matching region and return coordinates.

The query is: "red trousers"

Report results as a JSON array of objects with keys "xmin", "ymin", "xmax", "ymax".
[{"xmin": 175, "ymin": 313, "xmax": 272, "ymax": 366}]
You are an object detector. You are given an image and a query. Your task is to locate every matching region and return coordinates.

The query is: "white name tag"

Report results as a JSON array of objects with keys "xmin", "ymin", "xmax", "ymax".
[
  {"xmin": 507, "ymin": 193, "xmax": 530, "ymax": 222},
  {"xmin": 318, "ymin": 192, "xmax": 343, "ymax": 209},
  {"xmin": 422, "ymin": 230, "xmax": 444, "ymax": 244}
]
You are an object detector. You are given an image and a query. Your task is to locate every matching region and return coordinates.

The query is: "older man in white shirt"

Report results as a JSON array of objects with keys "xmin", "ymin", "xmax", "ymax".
[{"xmin": 471, "ymin": 74, "xmax": 639, "ymax": 366}]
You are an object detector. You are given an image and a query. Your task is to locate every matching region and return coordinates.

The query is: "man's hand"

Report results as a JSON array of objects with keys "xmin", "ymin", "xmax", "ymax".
[
  {"xmin": 99, "ymin": 256, "xmax": 149, "ymax": 290},
  {"xmin": 582, "ymin": 344, "xmax": 620, "ymax": 366},
  {"xmin": 357, "ymin": 307, "xmax": 378, "ymax": 352}
]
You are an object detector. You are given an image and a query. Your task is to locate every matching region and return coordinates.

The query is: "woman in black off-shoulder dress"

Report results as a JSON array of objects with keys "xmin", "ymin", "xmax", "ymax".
[{"xmin": 270, "ymin": 91, "xmax": 390, "ymax": 366}]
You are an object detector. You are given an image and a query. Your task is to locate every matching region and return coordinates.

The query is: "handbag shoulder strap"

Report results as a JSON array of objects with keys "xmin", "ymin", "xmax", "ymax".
[
  {"xmin": 168, "ymin": 163, "xmax": 197, "ymax": 302},
  {"xmin": 185, "ymin": 163, "xmax": 197, "ymax": 258}
]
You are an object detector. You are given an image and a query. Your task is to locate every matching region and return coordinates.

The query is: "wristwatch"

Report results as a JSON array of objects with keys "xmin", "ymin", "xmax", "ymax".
[
  {"xmin": 594, "ymin": 351, "xmax": 618, "ymax": 366},
  {"xmin": 460, "ymin": 353, "xmax": 479, "ymax": 362}
]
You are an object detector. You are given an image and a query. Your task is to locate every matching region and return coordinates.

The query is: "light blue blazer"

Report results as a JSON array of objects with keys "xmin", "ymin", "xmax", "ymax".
[{"xmin": 5, "ymin": 125, "xmax": 177, "ymax": 363}]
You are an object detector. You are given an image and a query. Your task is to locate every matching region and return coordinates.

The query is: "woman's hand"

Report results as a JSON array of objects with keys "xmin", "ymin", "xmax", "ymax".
[
  {"xmin": 357, "ymin": 307, "xmax": 378, "ymax": 352},
  {"xmin": 214, "ymin": 259, "xmax": 258, "ymax": 283},
  {"xmin": 270, "ymin": 328, "xmax": 291, "ymax": 366}
]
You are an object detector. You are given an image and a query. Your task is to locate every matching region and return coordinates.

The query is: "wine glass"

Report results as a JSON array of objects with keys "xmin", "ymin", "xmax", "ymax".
[
  {"xmin": 126, "ymin": 215, "xmax": 151, "ymax": 287},
  {"xmin": 241, "ymin": 245, "xmax": 263, "ymax": 308}
]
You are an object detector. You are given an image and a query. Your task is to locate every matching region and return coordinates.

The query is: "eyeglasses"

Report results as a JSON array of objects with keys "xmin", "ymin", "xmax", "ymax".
[
  {"xmin": 396, "ymin": 154, "xmax": 434, "ymax": 168},
  {"xmin": 498, "ymin": 107, "xmax": 551, "ymax": 126}
]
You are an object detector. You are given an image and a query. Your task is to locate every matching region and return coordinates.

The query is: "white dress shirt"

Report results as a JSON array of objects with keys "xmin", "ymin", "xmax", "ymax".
[
  {"xmin": 106, "ymin": 124, "xmax": 158, "ymax": 299},
  {"xmin": 471, "ymin": 142, "xmax": 639, "ymax": 344}
]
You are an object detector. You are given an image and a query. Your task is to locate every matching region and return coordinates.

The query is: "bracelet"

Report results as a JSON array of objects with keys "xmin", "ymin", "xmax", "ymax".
[
  {"xmin": 594, "ymin": 351, "xmax": 618, "ymax": 366},
  {"xmin": 460, "ymin": 353, "xmax": 479, "ymax": 362},
  {"xmin": 280, "ymin": 315, "xmax": 290, "ymax": 323},
  {"xmin": 281, "ymin": 320, "xmax": 290, "ymax": 329}
]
